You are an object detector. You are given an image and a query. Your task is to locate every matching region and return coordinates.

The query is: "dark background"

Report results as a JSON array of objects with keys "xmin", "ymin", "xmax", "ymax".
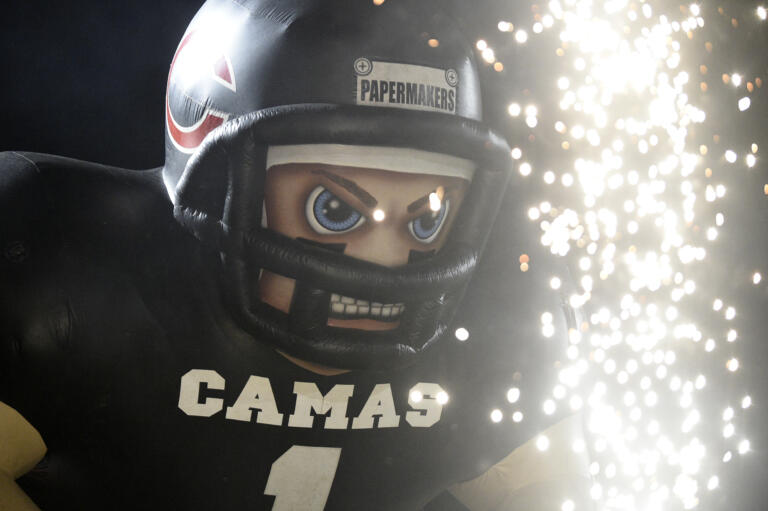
[{"xmin": 1, "ymin": 1, "xmax": 767, "ymax": 509}]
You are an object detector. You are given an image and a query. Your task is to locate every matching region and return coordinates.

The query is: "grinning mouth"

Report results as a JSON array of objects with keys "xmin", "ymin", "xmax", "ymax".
[{"xmin": 329, "ymin": 293, "xmax": 405, "ymax": 322}]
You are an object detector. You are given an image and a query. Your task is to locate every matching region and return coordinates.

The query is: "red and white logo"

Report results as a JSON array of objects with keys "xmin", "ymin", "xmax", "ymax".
[{"xmin": 166, "ymin": 30, "xmax": 236, "ymax": 153}]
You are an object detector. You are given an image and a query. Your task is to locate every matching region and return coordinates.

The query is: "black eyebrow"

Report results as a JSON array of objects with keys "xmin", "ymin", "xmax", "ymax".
[
  {"xmin": 407, "ymin": 186, "xmax": 449, "ymax": 213},
  {"xmin": 312, "ymin": 169, "xmax": 378, "ymax": 209},
  {"xmin": 406, "ymin": 195, "xmax": 429, "ymax": 213}
]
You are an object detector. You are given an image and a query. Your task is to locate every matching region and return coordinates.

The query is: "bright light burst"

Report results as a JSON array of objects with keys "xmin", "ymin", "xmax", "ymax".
[{"xmin": 474, "ymin": 1, "xmax": 759, "ymax": 509}]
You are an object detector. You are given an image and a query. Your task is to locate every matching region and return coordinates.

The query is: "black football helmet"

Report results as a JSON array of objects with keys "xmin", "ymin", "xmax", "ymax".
[{"xmin": 163, "ymin": 0, "xmax": 513, "ymax": 370}]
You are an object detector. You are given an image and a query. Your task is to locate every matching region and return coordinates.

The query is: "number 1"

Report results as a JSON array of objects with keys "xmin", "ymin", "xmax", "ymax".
[{"xmin": 264, "ymin": 446, "xmax": 342, "ymax": 510}]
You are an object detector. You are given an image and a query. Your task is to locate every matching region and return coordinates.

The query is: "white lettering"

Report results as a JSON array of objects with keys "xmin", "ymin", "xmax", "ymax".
[
  {"xmin": 405, "ymin": 383, "xmax": 445, "ymax": 428},
  {"xmin": 288, "ymin": 383, "xmax": 355, "ymax": 429},
  {"xmin": 225, "ymin": 375, "xmax": 284, "ymax": 425},
  {"xmin": 355, "ymin": 61, "xmax": 457, "ymax": 114},
  {"xmin": 264, "ymin": 446, "xmax": 341, "ymax": 510},
  {"xmin": 178, "ymin": 369, "xmax": 225, "ymax": 417},
  {"xmin": 177, "ymin": 370, "xmax": 445, "ymax": 429},
  {"xmin": 351, "ymin": 383, "xmax": 400, "ymax": 429}
]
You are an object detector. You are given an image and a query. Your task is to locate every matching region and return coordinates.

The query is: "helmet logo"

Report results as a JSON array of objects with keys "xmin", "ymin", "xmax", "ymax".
[
  {"xmin": 355, "ymin": 59, "xmax": 457, "ymax": 115},
  {"xmin": 212, "ymin": 54, "xmax": 237, "ymax": 92},
  {"xmin": 166, "ymin": 30, "xmax": 235, "ymax": 153}
]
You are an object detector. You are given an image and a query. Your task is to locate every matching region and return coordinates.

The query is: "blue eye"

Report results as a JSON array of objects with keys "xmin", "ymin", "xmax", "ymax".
[
  {"xmin": 305, "ymin": 186, "xmax": 366, "ymax": 234},
  {"xmin": 408, "ymin": 199, "xmax": 450, "ymax": 243}
]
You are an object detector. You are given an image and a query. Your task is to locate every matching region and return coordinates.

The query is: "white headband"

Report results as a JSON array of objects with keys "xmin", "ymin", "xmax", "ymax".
[{"xmin": 266, "ymin": 144, "xmax": 475, "ymax": 181}]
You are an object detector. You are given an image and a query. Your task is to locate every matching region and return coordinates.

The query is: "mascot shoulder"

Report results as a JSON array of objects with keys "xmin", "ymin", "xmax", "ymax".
[
  {"xmin": 0, "ymin": 151, "xmax": 182, "ymax": 340},
  {"xmin": 0, "ymin": 151, "xmax": 176, "ymax": 267}
]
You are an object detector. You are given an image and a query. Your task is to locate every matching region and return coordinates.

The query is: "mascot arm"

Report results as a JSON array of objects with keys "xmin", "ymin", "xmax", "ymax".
[
  {"xmin": 0, "ymin": 152, "xmax": 47, "ymax": 509},
  {"xmin": 449, "ymin": 413, "xmax": 594, "ymax": 511},
  {"xmin": 0, "ymin": 402, "xmax": 46, "ymax": 511}
]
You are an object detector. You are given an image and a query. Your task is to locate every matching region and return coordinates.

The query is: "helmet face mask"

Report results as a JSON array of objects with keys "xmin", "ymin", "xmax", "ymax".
[
  {"xmin": 258, "ymin": 156, "xmax": 472, "ymax": 321},
  {"xmin": 164, "ymin": 0, "xmax": 513, "ymax": 370}
]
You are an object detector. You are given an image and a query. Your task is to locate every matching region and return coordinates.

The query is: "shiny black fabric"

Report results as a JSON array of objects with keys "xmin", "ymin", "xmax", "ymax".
[{"xmin": 0, "ymin": 152, "xmax": 566, "ymax": 510}]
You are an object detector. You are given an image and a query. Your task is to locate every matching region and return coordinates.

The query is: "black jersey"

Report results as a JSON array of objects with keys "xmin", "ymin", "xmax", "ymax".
[{"xmin": 0, "ymin": 152, "xmax": 562, "ymax": 510}]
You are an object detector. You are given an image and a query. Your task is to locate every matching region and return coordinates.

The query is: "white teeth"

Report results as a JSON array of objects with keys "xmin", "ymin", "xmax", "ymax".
[{"xmin": 328, "ymin": 293, "xmax": 404, "ymax": 320}]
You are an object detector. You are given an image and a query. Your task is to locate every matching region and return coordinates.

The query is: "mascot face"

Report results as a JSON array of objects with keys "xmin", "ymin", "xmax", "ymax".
[{"xmin": 259, "ymin": 159, "xmax": 470, "ymax": 334}]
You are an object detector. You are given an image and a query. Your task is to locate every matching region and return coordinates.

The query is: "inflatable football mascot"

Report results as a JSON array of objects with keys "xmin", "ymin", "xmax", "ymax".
[{"xmin": 0, "ymin": 0, "xmax": 592, "ymax": 509}]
